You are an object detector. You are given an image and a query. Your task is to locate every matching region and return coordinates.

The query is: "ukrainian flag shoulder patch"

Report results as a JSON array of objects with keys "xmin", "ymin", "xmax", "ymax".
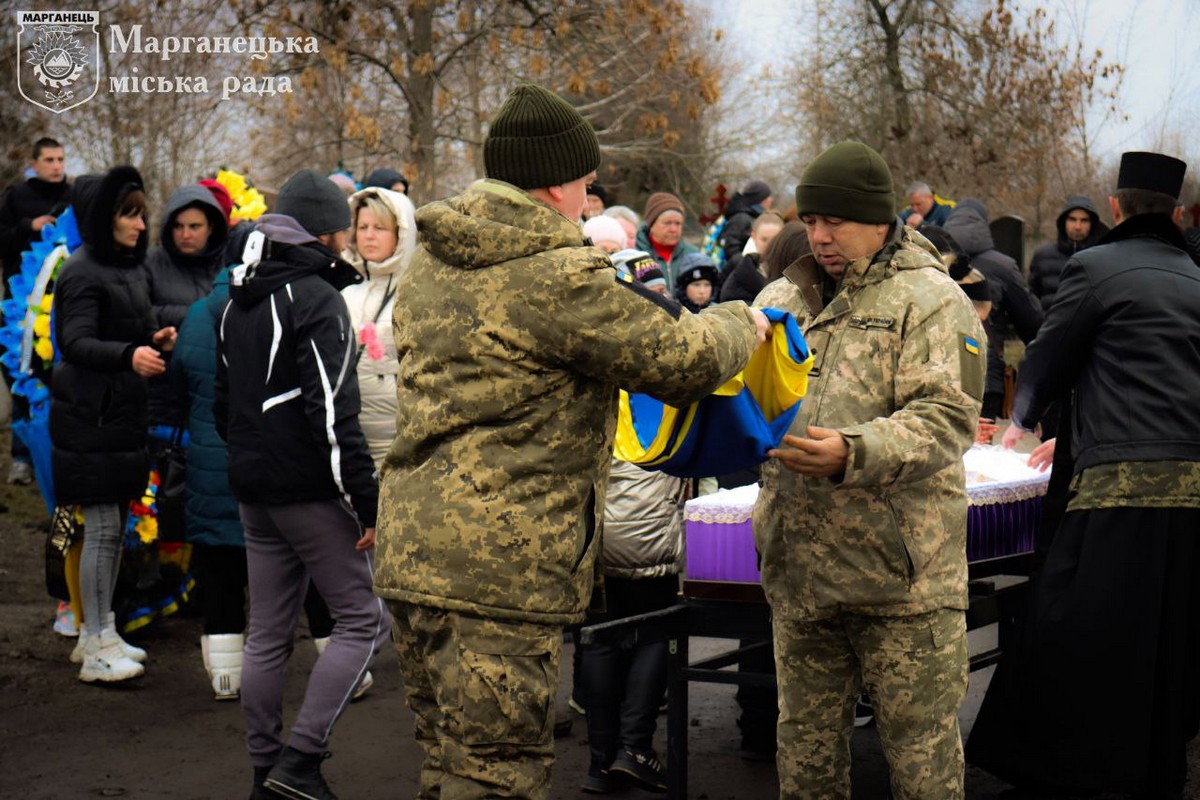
[{"xmin": 962, "ymin": 333, "xmax": 980, "ymax": 355}]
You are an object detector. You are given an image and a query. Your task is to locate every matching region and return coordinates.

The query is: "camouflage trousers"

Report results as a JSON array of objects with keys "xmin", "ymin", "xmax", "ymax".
[
  {"xmin": 387, "ymin": 600, "xmax": 561, "ymax": 800},
  {"xmin": 772, "ymin": 609, "xmax": 968, "ymax": 800}
]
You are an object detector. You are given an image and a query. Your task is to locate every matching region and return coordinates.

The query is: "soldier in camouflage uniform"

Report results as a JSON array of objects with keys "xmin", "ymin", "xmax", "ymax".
[
  {"xmin": 373, "ymin": 83, "xmax": 769, "ymax": 800},
  {"xmin": 969, "ymin": 152, "xmax": 1200, "ymax": 798},
  {"xmin": 751, "ymin": 142, "xmax": 986, "ymax": 800}
]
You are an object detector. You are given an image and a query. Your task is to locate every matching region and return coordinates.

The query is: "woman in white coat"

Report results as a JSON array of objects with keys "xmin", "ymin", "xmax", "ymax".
[{"xmin": 341, "ymin": 187, "xmax": 417, "ymax": 468}]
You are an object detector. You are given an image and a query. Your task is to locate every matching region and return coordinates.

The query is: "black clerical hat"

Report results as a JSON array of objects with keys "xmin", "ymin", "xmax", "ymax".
[{"xmin": 1117, "ymin": 151, "xmax": 1187, "ymax": 199}]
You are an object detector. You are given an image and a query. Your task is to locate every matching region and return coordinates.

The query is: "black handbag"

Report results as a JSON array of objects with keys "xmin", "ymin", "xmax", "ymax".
[
  {"xmin": 45, "ymin": 505, "xmax": 82, "ymax": 601},
  {"xmin": 156, "ymin": 426, "xmax": 187, "ymax": 542}
]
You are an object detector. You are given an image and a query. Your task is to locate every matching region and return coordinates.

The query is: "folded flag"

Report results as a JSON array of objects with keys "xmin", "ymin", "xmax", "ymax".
[{"xmin": 614, "ymin": 307, "xmax": 813, "ymax": 477}]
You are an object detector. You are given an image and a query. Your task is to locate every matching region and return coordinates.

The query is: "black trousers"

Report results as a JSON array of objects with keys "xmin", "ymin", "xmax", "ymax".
[
  {"xmin": 191, "ymin": 544, "xmax": 248, "ymax": 635},
  {"xmin": 304, "ymin": 581, "xmax": 336, "ymax": 639},
  {"xmin": 579, "ymin": 574, "xmax": 679, "ymax": 767}
]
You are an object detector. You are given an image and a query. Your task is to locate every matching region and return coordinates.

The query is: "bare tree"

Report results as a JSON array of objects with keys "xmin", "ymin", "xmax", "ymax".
[
  {"xmin": 12, "ymin": 1, "xmax": 252, "ymax": 223},
  {"xmin": 235, "ymin": 0, "xmax": 729, "ymax": 206},
  {"xmin": 785, "ymin": 0, "xmax": 1123, "ymax": 235}
]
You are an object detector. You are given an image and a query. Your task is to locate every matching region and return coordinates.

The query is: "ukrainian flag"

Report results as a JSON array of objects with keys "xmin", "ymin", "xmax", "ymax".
[{"xmin": 614, "ymin": 307, "xmax": 813, "ymax": 477}]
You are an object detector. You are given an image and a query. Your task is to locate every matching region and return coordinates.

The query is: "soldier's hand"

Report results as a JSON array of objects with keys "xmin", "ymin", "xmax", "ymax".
[
  {"xmin": 976, "ymin": 418, "xmax": 999, "ymax": 445},
  {"xmin": 1028, "ymin": 438, "xmax": 1056, "ymax": 472},
  {"xmin": 748, "ymin": 307, "xmax": 772, "ymax": 346},
  {"xmin": 768, "ymin": 426, "xmax": 848, "ymax": 478},
  {"xmin": 356, "ymin": 526, "xmax": 376, "ymax": 551}
]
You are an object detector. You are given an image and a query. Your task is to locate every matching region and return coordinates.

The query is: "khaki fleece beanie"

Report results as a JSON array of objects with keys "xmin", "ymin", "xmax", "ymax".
[
  {"xmin": 483, "ymin": 84, "xmax": 600, "ymax": 190},
  {"xmin": 795, "ymin": 142, "xmax": 896, "ymax": 224}
]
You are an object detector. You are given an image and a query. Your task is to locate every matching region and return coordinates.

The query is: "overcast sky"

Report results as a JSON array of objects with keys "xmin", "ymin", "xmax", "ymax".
[{"xmin": 704, "ymin": 0, "xmax": 1200, "ymax": 163}]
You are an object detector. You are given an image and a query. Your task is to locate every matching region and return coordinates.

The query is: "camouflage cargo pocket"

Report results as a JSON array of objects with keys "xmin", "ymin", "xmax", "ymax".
[{"xmin": 460, "ymin": 643, "xmax": 554, "ymax": 746}]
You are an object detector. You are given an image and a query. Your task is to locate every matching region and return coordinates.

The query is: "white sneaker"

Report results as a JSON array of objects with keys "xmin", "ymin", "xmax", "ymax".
[
  {"xmin": 352, "ymin": 670, "xmax": 374, "ymax": 702},
  {"xmin": 314, "ymin": 636, "xmax": 373, "ymax": 701},
  {"xmin": 71, "ymin": 620, "xmax": 146, "ymax": 664},
  {"xmin": 78, "ymin": 630, "xmax": 144, "ymax": 683},
  {"xmin": 106, "ymin": 612, "xmax": 146, "ymax": 663},
  {"xmin": 208, "ymin": 633, "xmax": 243, "ymax": 700},
  {"xmin": 69, "ymin": 625, "xmax": 88, "ymax": 664}
]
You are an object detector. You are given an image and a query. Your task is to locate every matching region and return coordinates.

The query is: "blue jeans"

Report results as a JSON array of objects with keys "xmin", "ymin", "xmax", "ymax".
[{"xmin": 80, "ymin": 504, "xmax": 125, "ymax": 632}]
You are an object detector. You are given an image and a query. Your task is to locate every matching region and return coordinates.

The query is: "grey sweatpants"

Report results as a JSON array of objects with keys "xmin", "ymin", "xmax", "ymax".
[{"xmin": 239, "ymin": 500, "xmax": 390, "ymax": 766}]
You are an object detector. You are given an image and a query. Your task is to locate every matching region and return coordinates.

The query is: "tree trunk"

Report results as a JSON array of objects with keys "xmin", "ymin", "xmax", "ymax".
[
  {"xmin": 407, "ymin": 0, "xmax": 438, "ymax": 204},
  {"xmin": 868, "ymin": 0, "xmax": 913, "ymax": 149}
]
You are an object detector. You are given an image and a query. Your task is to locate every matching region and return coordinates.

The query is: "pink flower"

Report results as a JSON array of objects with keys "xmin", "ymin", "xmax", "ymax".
[{"xmin": 358, "ymin": 322, "xmax": 385, "ymax": 360}]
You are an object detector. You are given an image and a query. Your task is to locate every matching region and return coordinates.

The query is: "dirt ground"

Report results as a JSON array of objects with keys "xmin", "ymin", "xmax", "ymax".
[{"xmin": 1, "ymin": 471, "xmax": 1196, "ymax": 799}]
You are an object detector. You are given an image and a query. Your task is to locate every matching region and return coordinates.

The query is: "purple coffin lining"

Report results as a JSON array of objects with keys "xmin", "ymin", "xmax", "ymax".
[{"xmin": 685, "ymin": 496, "xmax": 1044, "ymax": 584}]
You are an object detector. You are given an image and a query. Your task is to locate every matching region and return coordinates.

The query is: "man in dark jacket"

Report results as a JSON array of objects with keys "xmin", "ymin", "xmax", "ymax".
[
  {"xmin": 0, "ymin": 137, "xmax": 71, "ymax": 283},
  {"xmin": 1028, "ymin": 195, "xmax": 1106, "ymax": 311},
  {"xmin": 719, "ymin": 179, "xmax": 772, "ymax": 264},
  {"xmin": 0, "ymin": 137, "xmax": 73, "ymax": 484},
  {"xmin": 215, "ymin": 169, "xmax": 389, "ymax": 800},
  {"xmin": 970, "ymin": 151, "xmax": 1200, "ymax": 799},
  {"xmin": 944, "ymin": 199, "xmax": 1043, "ymax": 419}
]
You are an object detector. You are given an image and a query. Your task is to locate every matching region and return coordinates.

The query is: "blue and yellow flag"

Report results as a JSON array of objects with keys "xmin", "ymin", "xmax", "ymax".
[{"xmin": 614, "ymin": 307, "xmax": 813, "ymax": 477}]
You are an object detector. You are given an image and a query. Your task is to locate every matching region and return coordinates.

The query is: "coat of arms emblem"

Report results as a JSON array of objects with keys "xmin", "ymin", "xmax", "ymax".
[{"xmin": 17, "ymin": 10, "xmax": 100, "ymax": 114}]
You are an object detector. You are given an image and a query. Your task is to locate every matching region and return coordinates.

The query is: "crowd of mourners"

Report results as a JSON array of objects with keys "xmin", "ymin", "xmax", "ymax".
[{"xmin": 3, "ymin": 80, "xmax": 1200, "ymax": 800}]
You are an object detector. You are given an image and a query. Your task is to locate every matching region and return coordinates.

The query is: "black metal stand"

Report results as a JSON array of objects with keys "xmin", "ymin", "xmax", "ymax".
[{"xmin": 579, "ymin": 556, "xmax": 1031, "ymax": 799}]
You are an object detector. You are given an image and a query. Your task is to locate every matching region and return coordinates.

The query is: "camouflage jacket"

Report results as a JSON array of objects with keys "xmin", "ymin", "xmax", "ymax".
[
  {"xmin": 374, "ymin": 180, "xmax": 758, "ymax": 625},
  {"xmin": 753, "ymin": 224, "xmax": 985, "ymax": 620}
]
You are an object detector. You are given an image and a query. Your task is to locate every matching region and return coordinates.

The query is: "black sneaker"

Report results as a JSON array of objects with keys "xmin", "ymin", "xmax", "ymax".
[
  {"xmin": 248, "ymin": 765, "xmax": 273, "ymax": 800},
  {"xmin": 264, "ymin": 747, "xmax": 337, "ymax": 800},
  {"xmin": 581, "ymin": 765, "xmax": 619, "ymax": 794},
  {"xmin": 610, "ymin": 748, "xmax": 667, "ymax": 793}
]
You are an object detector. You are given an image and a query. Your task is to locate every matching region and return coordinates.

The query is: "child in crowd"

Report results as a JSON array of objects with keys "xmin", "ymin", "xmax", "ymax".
[{"xmin": 674, "ymin": 252, "xmax": 720, "ymax": 313}]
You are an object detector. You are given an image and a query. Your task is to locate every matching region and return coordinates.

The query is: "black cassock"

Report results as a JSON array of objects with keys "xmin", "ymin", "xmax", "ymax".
[{"xmin": 967, "ymin": 411, "xmax": 1200, "ymax": 797}]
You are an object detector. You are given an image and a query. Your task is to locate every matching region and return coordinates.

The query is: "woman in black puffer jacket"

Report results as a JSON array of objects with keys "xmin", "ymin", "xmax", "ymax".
[{"xmin": 50, "ymin": 165, "xmax": 176, "ymax": 684}]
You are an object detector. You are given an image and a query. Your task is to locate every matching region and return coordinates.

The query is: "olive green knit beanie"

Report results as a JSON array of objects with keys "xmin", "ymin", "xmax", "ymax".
[
  {"xmin": 795, "ymin": 142, "xmax": 896, "ymax": 224},
  {"xmin": 483, "ymin": 84, "xmax": 601, "ymax": 190}
]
